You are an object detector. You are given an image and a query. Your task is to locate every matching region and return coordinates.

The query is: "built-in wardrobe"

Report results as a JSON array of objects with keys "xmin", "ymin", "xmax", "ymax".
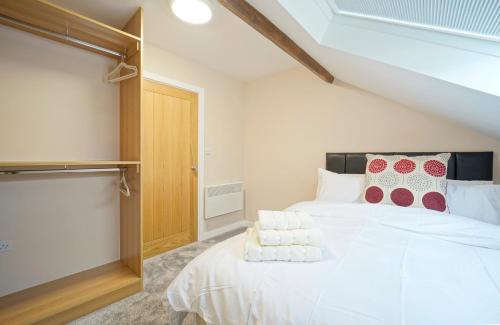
[{"xmin": 0, "ymin": 0, "xmax": 143, "ymax": 323}]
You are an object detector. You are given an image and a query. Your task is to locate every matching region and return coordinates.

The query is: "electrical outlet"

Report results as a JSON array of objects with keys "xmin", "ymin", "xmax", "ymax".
[{"xmin": 0, "ymin": 240, "xmax": 11, "ymax": 253}]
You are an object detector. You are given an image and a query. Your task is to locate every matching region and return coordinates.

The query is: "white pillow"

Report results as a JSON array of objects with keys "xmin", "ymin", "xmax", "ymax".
[
  {"xmin": 446, "ymin": 185, "xmax": 500, "ymax": 224},
  {"xmin": 447, "ymin": 180, "xmax": 493, "ymax": 186},
  {"xmin": 316, "ymin": 169, "xmax": 365, "ymax": 203},
  {"xmin": 446, "ymin": 180, "xmax": 494, "ymax": 216}
]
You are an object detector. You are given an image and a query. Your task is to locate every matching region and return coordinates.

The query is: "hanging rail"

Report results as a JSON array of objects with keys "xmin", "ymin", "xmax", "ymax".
[
  {"xmin": 0, "ymin": 168, "xmax": 126, "ymax": 175},
  {"xmin": 0, "ymin": 14, "xmax": 125, "ymax": 59}
]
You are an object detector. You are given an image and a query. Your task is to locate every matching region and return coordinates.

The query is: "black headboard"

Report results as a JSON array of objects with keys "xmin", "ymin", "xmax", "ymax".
[{"xmin": 326, "ymin": 152, "xmax": 493, "ymax": 181}]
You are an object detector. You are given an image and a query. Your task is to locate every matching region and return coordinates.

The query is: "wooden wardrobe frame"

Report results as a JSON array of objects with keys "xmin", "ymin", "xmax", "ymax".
[{"xmin": 0, "ymin": 1, "xmax": 143, "ymax": 323}]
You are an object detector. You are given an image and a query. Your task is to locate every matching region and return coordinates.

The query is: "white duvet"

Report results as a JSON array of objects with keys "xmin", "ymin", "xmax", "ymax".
[{"xmin": 166, "ymin": 202, "xmax": 500, "ymax": 325}]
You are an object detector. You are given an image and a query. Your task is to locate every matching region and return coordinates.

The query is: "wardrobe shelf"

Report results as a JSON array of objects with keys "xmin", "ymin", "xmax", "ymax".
[
  {"xmin": 0, "ymin": 161, "xmax": 141, "ymax": 168},
  {"xmin": 0, "ymin": 261, "xmax": 142, "ymax": 324},
  {"xmin": 0, "ymin": 0, "xmax": 141, "ymax": 58}
]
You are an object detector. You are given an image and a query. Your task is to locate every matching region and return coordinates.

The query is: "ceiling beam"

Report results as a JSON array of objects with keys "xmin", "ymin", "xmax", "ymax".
[{"xmin": 218, "ymin": 0, "xmax": 334, "ymax": 83}]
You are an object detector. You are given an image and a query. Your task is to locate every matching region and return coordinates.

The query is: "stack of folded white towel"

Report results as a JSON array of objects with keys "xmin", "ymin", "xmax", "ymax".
[{"xmin": 244, "ymin": 210, "xmax": 323, "ymax": 262}]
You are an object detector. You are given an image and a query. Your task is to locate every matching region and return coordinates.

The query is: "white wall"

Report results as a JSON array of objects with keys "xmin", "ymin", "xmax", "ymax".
[
  {"xmin": 144, "ymin": 43, "xmax": 246, "ymax": 233},
  {"xmin": 243, "ymin": 67, "xmax": 500, "ymax": 218},
  {"xmin": 0, "ymin": 26, "xmax": 120, "ymax": 296}
]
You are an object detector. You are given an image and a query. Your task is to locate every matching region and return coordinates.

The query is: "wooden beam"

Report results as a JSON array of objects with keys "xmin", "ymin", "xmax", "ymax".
[{"xmin": 218, "ymin": 0, "xmax": 334, "ymax": 83}]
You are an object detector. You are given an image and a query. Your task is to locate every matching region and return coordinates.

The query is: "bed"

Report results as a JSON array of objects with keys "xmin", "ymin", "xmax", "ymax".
[{"xmin": 166, "ymin": 152, "xmax": 499, "ymax": 325}]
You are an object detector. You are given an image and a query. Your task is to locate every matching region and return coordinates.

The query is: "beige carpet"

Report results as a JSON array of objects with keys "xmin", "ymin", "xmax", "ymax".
[{"xmin": 70, "ymin": 229, "xmax": 244, "ymax": 325}]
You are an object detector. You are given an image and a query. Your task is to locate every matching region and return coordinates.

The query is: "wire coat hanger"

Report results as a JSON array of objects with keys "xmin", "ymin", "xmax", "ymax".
[
  {"xmin": 119, "ymin": 170, "xmax": 131, "ymax": 197},
  {"xmin": 107, "ymin": 56, "xmax": 137, "ymax": 83}
]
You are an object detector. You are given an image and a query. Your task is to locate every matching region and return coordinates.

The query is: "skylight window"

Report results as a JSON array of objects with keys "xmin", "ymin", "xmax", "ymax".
[{"xmin": 328, "ymin": 0, "xmax": 500, "ymax": 42}]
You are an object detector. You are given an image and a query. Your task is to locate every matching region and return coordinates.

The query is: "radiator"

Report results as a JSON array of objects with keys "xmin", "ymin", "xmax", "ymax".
[{"xmin": 205, "ymin": 183, "xmax": 244, "ymax": 219}]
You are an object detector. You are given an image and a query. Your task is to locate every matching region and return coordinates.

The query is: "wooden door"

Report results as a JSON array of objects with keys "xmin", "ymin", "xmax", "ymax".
[{"xmin": 143, "ymin": 79, "xmax": 198, "ymax": 258}]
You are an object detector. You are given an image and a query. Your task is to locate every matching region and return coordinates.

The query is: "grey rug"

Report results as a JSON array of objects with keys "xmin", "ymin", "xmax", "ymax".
[{"xmin": 70, "ymin": 229, "xmax": 244, "ymax": 325}]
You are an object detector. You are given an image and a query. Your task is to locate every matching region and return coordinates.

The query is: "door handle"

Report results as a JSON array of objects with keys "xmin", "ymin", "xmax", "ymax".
[{"xmin": 191, "ymin": 165, "xmax": 198, "ymax": 173}]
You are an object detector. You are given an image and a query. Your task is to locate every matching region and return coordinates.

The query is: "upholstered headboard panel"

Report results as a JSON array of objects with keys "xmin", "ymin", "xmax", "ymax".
[{"xmin": 326, "ymin": 152, "xmax": 493, "ymax": 181}]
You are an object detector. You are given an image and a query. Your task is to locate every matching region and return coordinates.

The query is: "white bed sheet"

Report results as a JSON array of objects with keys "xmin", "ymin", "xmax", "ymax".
[{"xmin": 166, "ymin": 202, "xmax": 500, "ymax": 325}]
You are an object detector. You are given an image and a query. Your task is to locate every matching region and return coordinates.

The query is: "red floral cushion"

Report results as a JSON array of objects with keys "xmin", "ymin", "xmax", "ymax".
[{"xmin": 363, "ymin": 153, "xmax": 451, "ymax": 212}]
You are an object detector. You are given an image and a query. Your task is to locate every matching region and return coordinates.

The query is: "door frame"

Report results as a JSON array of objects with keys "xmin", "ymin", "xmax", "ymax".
[{"xmin": 143, "ymin": 71, "xmax": 205, "ymax": 241}]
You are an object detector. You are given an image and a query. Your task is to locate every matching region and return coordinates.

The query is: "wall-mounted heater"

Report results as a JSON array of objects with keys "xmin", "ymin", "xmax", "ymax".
[{"xmin": 205, "ymin": 182, "xmax": 244, "ymax": 219}]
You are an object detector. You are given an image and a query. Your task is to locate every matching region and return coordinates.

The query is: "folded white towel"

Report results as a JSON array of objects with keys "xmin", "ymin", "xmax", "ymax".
[
  {"xmin": 258, "ymin": 210, "xmax": 313, "ymax": 230},
  {"xmin": 244, "ymin": 228, "xmax": 322, "ymax": 262},
  {"xmin": 255, "ymin": 222, "xmax": 324, "ymax": 247}
]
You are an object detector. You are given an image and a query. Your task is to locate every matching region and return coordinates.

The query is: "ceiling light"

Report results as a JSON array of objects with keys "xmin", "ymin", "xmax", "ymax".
[{"xmin": 171, "ymin": 0, "xmax": 213, "ymax": 25}]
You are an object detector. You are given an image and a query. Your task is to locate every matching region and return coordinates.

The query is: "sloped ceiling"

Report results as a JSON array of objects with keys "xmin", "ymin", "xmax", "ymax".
[{"xmin": 248, "ymin": 0, "xmax": 500, "ymax": 140}]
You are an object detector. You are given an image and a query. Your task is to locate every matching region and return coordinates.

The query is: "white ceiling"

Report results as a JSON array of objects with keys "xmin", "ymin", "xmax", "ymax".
[{"xmin": 50, "ymin": 0, "xmax": 298, "ymax": 81}]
